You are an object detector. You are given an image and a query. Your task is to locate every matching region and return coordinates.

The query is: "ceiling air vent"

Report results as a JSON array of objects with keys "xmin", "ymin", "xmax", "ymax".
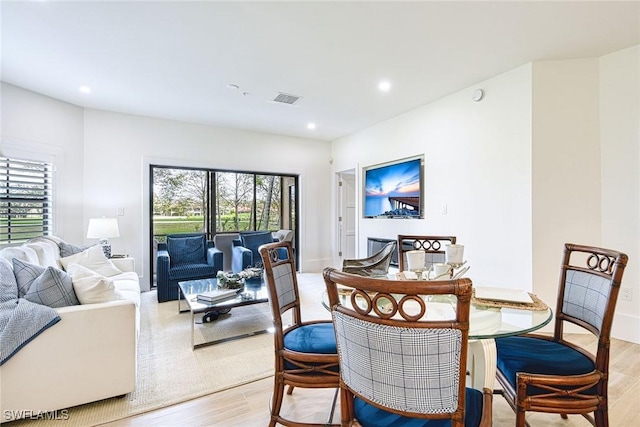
[{"xmin": 272, "ymin": 92, "xmax": 302, "ymax": 105}]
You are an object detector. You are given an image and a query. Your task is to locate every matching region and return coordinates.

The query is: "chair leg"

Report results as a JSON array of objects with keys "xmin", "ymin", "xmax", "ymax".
[
  {"xmin": 270, "ymin": 376, "xmax": 285, "ymax": 427},
  {"xmin": 287, "ymin": 385, "xmax": 295, "ymax": 395},
  {"xmin": 595, "ymin": 408, "xmax": 608, "ymax": 427},
  {"xmin": 515, "ymin": 408, "xmax": 527, "ymax": 427}
]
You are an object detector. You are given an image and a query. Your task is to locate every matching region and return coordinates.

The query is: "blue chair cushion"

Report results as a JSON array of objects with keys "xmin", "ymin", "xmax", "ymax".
[
  {"xmin": 168, "ymin": 263, "xmax": 216, "ymax": 281},
  {"xmin": 495, "ymin": 335, "xmax": 596, "ymax": 395},
  {"xmin": 283, "ymin": 322, "xmax": 337, "ymax": 354},
  {"xmin": 240, "ymin": 231, "xmax": 274, "ymax": 265},
  {"xmin": 167, "ymin": 235, "xmax": 206, "ymax": 265},
  {"xmin": 283, "ymin": 322, "xmax": 338, "ymax": 371},
  {"xmin": 353, "ymin": 387, "xmax": 483, "ymax": 427}
]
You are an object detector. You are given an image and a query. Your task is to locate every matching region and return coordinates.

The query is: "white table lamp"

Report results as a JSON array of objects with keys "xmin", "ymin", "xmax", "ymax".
[{"xmin": 87, "ymin": 217, "xmax": 120, "ymax": 258}]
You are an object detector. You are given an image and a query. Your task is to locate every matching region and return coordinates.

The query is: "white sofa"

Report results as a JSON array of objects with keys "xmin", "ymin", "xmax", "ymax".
[{"xmin": 0, "ymin": 236, "xmax": 140, "ymax": 423}]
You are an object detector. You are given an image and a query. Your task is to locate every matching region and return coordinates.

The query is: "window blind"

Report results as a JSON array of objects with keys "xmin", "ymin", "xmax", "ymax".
[{"xmin": 0, "ymin": 157, "xmax": 54, "ymax": 244}]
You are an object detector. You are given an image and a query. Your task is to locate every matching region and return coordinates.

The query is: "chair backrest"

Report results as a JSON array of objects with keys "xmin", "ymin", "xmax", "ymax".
[
  {"xmin": 166, "ymin": 233, "xmax": 211, "ymax": 265},
  {"xmin": 554, "ymin": 243, "xmax": 628, "ymax": 369},
  {"xmin": 238, "ymin": 231, "xmax": 276, "ymax": 266},
  {"xmin": 342, "ymin": 241, "xmax": 396, "ymax": 276},
  {"xmin": 397, "ymin": 235, "xmax": 456, "ymax": 271},
  {"xmin": 259, "ymin": 241, "xmax": 301, "ymax": 333},
  {"xmin": 323, "ymin": 268, "xmax": 473, "ymax": 425},
  {"xmin": 213, "ymin": 233, "xmax": 239, "ymax": 271},
  {"xmin": 273, "ymin": 229, "xmax": 294, "ymax": 243}
]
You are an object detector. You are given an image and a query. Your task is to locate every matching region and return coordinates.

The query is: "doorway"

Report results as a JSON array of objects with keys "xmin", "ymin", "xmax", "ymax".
[{"xmin": 336, "ymin": 169, "xmax": 356, "ymax": 266}]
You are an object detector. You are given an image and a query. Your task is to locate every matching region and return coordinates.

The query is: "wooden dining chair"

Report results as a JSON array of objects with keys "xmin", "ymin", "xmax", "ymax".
[
  {"xmin": 323, "ymin": 268, "xmax": 492, "ymax": 427},
  {"xmin": 260, "ymin": 241, "xmax": 340, "ymax": 427},
  {"xmin": 397, "ymin": 235, "xmax": 457, "ymax": 272},
  {"xmin": 495, "ymin": 243, "xmax": 628, "ymax": 427}
]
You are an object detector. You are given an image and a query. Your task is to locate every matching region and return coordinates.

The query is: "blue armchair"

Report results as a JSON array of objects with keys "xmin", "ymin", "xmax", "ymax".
[
  {"xmin": 156, "ymin": 233, "xmax": 223, "ymax": 302},
  {"xmin": 231, "ymin": 231, "xmax": 278, "ymax": 273}
]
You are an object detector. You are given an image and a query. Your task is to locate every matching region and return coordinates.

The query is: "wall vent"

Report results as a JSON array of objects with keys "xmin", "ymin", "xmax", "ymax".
[{"xmin": 272, "ymin": 92, "xmax": 302, "ymax": 105}]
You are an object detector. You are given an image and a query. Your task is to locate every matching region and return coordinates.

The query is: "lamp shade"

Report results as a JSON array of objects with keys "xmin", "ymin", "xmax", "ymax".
[{"xmin": 87, "ymin": 217, "xmax": 120, "ymax": 239}]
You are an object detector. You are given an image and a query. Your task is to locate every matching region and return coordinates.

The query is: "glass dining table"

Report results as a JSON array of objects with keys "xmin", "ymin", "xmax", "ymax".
[{"xmin": 321, "ymin": 283, "xmax": 553, "ymax": 391}]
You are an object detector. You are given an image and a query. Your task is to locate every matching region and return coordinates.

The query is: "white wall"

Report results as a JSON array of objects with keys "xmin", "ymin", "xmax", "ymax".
[
  {"xmin": 332, "ymin": 50, "xmax": 640, "ymax": 343},
  {"xmin": 332, "ymin": 64, "xmax": 534, "ymax": 291},
  {"xmin": 0, "ymin": 83, "xmax": 333, "ymax": 292},
  {"xmin": 600, "ymin": 45, "xmax": 640, "ymax": 343},
  {"xmin": 0, "ymin": 83, "xmax": 85, "ymax": 242},
  {"xmin": 531, "ymin": 58, "xmax": 601, "ymax": 309},
  {"xmin": 83, "ymin": 110, "xmax": 333, "ymax": 290}
]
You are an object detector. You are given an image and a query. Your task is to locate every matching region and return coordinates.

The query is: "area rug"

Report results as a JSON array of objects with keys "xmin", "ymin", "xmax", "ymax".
[{"xmin": 7, "ymin": 289, "xmax": 277, "ymax": 426}]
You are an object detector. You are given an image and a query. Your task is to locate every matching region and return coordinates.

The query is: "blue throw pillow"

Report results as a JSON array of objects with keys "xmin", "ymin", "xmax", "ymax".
[
  {"xmin": 167, "ymin": 235, "xmax": 206, "ymax": 265},
  {"xmin": 59, "ymin": 241, "xmax": 91, "ymax": 258},
  {"xmin": 240, "ymin": 231, "xmax": 274, "ymax": 265},
  {"xmin": 12, "ymin": 259, "xmax": 80, "ymax": 308},
  {"xmin": 0, "ymin": 257, "xmax": 18, "ymax": 302}
]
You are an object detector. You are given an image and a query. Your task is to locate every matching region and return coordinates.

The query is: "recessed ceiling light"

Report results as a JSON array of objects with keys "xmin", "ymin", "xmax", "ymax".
[
  {"xmin": 378, "ymin": 80, "xmax": 391, "ymax": 92},
  {"xmin": 79, "ymin": 85, "xmax": 91, "ymax": 94},
  {"xmin": 307, "ymin": 123, "xmax": 316, "ymax": 130}
]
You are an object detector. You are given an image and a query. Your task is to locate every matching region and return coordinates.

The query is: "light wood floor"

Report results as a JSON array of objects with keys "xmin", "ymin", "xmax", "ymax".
[{"xmin": 103, "ymin": 336, "xmax": 639, "ymax": 427}]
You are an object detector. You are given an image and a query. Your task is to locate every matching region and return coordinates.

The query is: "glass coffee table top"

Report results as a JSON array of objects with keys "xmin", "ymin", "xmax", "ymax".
[
  {"xmin": 179, "ymin": 277, "xmax": 269, "ymax": 312},
  {"xmin": 178, "ymin": 277, "xmax": 271, "ymax": 349}
]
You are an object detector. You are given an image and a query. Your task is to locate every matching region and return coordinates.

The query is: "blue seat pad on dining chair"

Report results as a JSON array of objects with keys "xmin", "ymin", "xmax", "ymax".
[
  {"xmin": 283, "ymin": 322, "xmax": 337, "ymax": 354},
  {"xmin": 283, "ymin": 322, "xmax": 338, "ymax": 371},
  {"xmin": 353, "ymin": 387, "xmax": 483, "ymax": 427},
  {"xmin": 495, "ymin": 335, "xmax": 596, "ymax": 395}
]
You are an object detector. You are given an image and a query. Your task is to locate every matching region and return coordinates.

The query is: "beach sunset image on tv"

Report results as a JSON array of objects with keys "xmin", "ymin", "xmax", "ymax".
[{"xmin": 364, "ymin": 156, "xmax": 422, "ymax": 218}]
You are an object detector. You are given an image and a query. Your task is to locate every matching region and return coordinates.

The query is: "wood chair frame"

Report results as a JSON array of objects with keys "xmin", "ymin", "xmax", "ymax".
[
  {"xmin": 323, "ymin": 268, "xmax": 492, "ymax": 427},
  {"xmin": 495, "ymin": 243, "xmax": 628, "ymax": 427},
  {"xmin": 396, "ymin": 235, "xmax": 457, "ymax": 272},
  {"xmin": 260, "ymin": 241, "xmax": 340, "ymax": 427}
]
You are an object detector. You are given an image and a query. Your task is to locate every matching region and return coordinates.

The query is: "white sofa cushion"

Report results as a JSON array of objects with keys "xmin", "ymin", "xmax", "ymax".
[
  {"xmin": 59, "ymin": 245, "xmax": 122, "ymax": 277},
  {"xmin": 0, "ymin": 246, "xmax": 39, "ymax": 266},
  {"xmin": 24, "ymin": 239, "xmax": 60, "ymax": 268},
  {"xmin": 110, "ymin": 271, "xmax": 141, "ymax": 306},
  {"xmin": 66, "ymin": 263, "xmax": 125, "ymax": 305}
]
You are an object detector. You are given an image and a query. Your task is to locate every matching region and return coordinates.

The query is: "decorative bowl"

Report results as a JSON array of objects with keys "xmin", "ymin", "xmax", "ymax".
[{"xmin": 216, "ymin": 271, "xmax": 245, "ymax": 290}]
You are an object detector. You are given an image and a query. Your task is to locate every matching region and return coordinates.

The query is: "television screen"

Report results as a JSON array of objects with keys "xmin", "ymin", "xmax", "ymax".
[{"xmin": 363, "ymin": 156, "xmax": 423, "ymax": 218}]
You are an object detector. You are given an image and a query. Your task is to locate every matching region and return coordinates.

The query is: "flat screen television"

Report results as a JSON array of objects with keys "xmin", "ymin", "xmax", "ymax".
[{"xmin": 363, "ymin": 155, "xmax": 424, "ymax": 218}]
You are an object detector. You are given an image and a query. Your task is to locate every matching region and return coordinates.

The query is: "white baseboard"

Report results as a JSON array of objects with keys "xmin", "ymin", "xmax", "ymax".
[{"xmin": 612, "ymin": 312, "xmax": 640, "ymax": 344}]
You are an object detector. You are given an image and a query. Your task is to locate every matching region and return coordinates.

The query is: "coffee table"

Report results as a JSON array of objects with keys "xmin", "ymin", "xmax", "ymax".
[{"xmin": 178, "ymin": 277, "xmax": 270, "ymax": 349}]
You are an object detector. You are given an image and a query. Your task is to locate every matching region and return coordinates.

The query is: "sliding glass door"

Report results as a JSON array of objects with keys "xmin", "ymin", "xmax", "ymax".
[{"xmin": 150, "ymin": 165, "xmax": 298, "ymax": 283}]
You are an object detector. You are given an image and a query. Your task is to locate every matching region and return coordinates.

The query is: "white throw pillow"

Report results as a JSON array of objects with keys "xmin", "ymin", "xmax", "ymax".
[
  {"xmin": 59, "ymin": 245, "xmax": 122, "ymax": 277},
  {"xmin": 66, "ymin": 263, "xmax": 124, "ymax": 304}
]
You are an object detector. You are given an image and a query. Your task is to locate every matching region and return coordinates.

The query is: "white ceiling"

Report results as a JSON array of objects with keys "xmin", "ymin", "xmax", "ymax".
[{"xmin": 2, "ymin": 1, "xmax": 639, "ymax": 141}]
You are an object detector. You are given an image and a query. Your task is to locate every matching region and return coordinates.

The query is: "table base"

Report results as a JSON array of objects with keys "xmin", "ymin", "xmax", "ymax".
[
  {"xmin": 177, "ymin": 285, "xmax": 271, "ymax": 350},
  {"xmin": 468, "ymin": 338, "xmax": 497, "ymax": 391},
  {"xmin": 192, "ymin": 320, "xmax": 271, "ymax": 349}
]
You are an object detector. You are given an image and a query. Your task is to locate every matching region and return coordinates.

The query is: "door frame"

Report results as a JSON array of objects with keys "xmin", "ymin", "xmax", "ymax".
[{"xmin": 336, "ymin": 169, "xmax": 356, "ymax": 267}]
